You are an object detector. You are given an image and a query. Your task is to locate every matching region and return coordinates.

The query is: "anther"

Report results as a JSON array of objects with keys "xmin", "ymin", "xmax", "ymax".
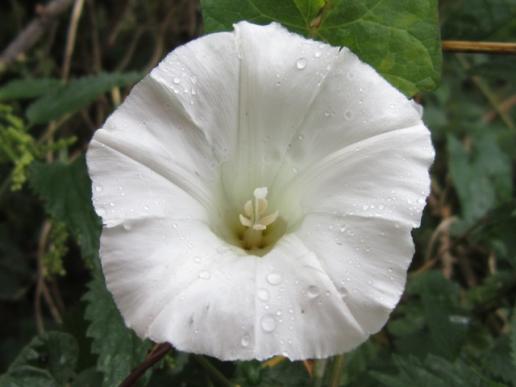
[{"xmin": 239, "ymin": 187, "xmax": 279, "ymax": 231}]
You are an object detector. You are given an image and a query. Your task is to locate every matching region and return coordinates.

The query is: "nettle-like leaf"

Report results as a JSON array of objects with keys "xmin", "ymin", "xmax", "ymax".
[
  {"xmin": 84, "ymin": 272, "xmax": 151, "ymax": 387},
  {"xmin": 0, "ymin": 78, "xmax": 62, "ymax": 101},
  {"xmin": 448, "ymin": 132, "xmax": 512, "ymax": 230},
  {"xmin": 0, "ymin": 332, "xmax": 78, "ymax": 387},
  {"xmin": 29, "ymin": 158, "xmax": 151, "ymax": 386},
  {"xmin": 200, "ymin": 0, "xmax": 442, "ymax": 96},
  {"xmin": 372, "ymin": 354, "xmax": 506, "ymax": 387},
  {"xmin": 26, "ymin": 72, "xmax": 142, "ymax": 125},
  {"xmin": 29, "ymin": 158, "xmax": 101, "ymax": 267}
]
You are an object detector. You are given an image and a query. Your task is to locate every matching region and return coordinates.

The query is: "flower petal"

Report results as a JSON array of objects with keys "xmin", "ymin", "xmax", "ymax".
[{"xmin": 222, "ymin": 22, "xmax": 341, "ymax": 202}]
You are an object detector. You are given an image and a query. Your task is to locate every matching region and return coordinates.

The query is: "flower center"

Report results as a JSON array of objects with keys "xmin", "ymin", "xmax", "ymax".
[{"xmin": 234, "ymin": 187, "xmax": 286, "ymax": 256}]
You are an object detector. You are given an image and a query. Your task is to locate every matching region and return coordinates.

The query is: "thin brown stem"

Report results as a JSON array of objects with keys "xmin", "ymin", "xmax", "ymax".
[
  {"xmin": 62, "ymin": 0, "xmax": 86, "ymax": 80},
  {"xmin": 119, "ymin": 343, "xmax": 171, "ymax": 387},
  {"xmin": 443, "ymin": 40, "xmax": 516, "ymax": 55},
  {"xmin": 0, "ymin": 0, "xmax": 74, "ymax": 68}
]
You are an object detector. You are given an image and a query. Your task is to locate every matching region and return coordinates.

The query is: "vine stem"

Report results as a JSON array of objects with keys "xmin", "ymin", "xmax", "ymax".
[
  {"xmin": 119, "ymin": 343, "xmax": 172, "ymax": 387},
  {"xmin": 442, "ymin": 40, "xmax": 516, "ymax": 55}
]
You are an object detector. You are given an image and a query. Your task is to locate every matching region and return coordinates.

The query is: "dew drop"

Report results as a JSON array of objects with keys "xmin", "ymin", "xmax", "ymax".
[
  {"xmin": 297, "ymin": 134, "xmax": 304, "ymax": 141},
  {"xmin": 194, "ymin": 256, "xmax": 201, "ymax": 264},
  {"xmin": 173, "ymin": 77, "xmax": 180, "ymax": 84},
  {"xmin": 307, "ymin": 285, "xmax": 320, "ymax": 299},
  {"xmin": 95, "ymin": 185, "xmax": 103, "ymax": 193},
  {"xmin": 260, "ymin": 314, "xmax": 277, "ymax": 333},
  {"xmin": 97, "ymin": 208, "xmax": 106, "ymax": 217},
  {"xmin": 241, "ymin": 334, "xmax": 250, "ymax": 347},
  {"xmin": 257, "ymin": 288, "xmax": 270, "ymax": 301},
  {"xmin": 314, "ymin": 51, "xmax": 322, "ymax": 58},
  {"xmin": 324, "ymin": 111, "xmax": 331, "ymax": 117},
  {"xmin": 296, "ymin": 57, "xmax": 307, "ymax": 70},
  {"xmin": 199, "ymin": 270, "xmax": 211, "ymax": 280},
  {"xmin": 267, "ymin": 272, "xmax": 282, "ymax": 285},
  {"xmin": 109, "ymin": 202, "xmax": 115, "ymax": 207}
]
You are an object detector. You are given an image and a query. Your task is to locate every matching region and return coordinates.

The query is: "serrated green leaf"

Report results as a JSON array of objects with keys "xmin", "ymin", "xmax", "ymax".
[
  {"xmin": 26, "ymin": 72, "xmax": 142, "ymax": 125},
  {"xmin": 0, "ymin": 78, "xmax": 62, "ymax": 101},
  {"xmin": 405, "ymin": 271, "xmax": 469, "ymax": 359},
  {"xmin": 29, "ymin": 157, "xmax": 101, "ymax": 267},
  {"xmin": 448, "ymin": 132, "xmax": 512, "ymax": 230},
  {"xmin": 200, "ymin": 0, "xmax": 442, "ymax": 96},
  {"xmin": 0, "ymin": 332, "xmax": 78, "ymax": 387},
  {"xmin": 84, "ymin": 272, "xmax": 151, "ymax": 387},
  {"xmin": 373, "ymin": 354, "xmax": 506, "ymax": 387},
  {"xmin": 481, "ymin": 336, "xmax": 516, "ymax": 385}
]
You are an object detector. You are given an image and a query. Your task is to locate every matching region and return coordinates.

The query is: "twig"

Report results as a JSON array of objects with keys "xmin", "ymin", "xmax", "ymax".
[
  {"xmin": 0, "ymin": 0, "xmax": 74, "ymax": 67},
  {"xmin": 443, "ymin": 40, "xmax": 516, "ymax": 55},
  {"xmin": 62, "ymin": 0, "xmax": 86, "ymax": 80},
  {"xmin": 119, "ymin": 343, "xmax": 172, "ymax": 387}
]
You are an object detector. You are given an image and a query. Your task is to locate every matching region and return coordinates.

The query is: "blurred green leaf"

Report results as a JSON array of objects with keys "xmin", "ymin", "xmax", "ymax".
[
  {"xmin": 441, "ymin": 0, "xmax": 516, "ymax": 40},
  {"xmin": 481, "ymin": 336, "xmax": 516, "ymax": 385},
  {"xmin": 29, "ymin": 157, "xmax": 101, "ymax": 267},
  {"xmin": 0, "ymin": 332, "xmax": 78, "ymax": 387},
  {"xmin": 200, "ymin": 0, "xmax": 442, "ymax": 96},
  {"xmin": 405, "ymin": 272, "xmax": 469, "ymax": 359},
  {"xmin": 448, "ymin": 132, "xmax": 512, "ymax": 230},
  {"xmin": 84, "ymin": 272, "xmax": 151, "ymax": 387},
  {"xmin": 234, "ymin": 360, "xmax": 310, "ymax": 387},
  {"xmin": 0, "ymin": 79, "xmax": 62, "ymax": 101},
  {"xmin": 512, "ymin": 307, "xmax": 516, "ymax": 369},
  {"xmin": 26, "ymin": 72, "xmax": 142, "ymax": 125},
  {"xmin": 373, "ymin": 354, "xmax": 505, "ymax": 387}
]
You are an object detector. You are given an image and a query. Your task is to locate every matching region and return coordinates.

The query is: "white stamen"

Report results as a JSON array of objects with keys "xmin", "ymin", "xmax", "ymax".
[{"xmin": 239, "ymin": 187, "xmax": 279, "ymax": 231}]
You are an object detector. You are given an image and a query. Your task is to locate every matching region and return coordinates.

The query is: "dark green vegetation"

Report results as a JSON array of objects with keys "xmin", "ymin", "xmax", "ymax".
[{"xmin": 0, "ymin": 0, "xmax": 515, "ymax": 386}]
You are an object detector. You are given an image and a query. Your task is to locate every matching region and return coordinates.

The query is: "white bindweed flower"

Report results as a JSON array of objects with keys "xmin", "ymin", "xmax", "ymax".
[{"xmin": 87, "ymin": 21, "xmax": 434, "ymax": 361}]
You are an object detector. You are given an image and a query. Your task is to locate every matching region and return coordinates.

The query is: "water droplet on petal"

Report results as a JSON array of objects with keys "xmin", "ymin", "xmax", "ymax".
[
  {"xmin": 173, "ymin": 77, "xmax": 180, "ymax": 84},
  {"xmin": 194, "ymin": 256, "xmax": 201, "ymax": 264},
  {"xmin": 260, "ymin": 314, "xmax": 277, "ymax": 332},
  {"xmin": 257, "ymin": 288, "xmax": 270, "ymax": 301},
  {"xmin": 307, "ymin": 285, "xmax": 320, "ymax": 299},
  {"xmin": 241, "ymin": 334, "xmax": 250, "ymax": 347},
  {"xmin": 267, "ymin": 272, "xmax": 282, "ymax": 285},
  {"xmin": 296, "ymin": 58, "xmax": 307, "ymax": 70},
  {"xmin": 199, "ymin": 271, "xmax": 211, "ymax": 280},
  {"xmin": 95, "ymin": 185, "xmax": 103, "ymax": 193},
  {"xmin": 314, "ymin": 51, "xmax": 321, "ymax": 58}
]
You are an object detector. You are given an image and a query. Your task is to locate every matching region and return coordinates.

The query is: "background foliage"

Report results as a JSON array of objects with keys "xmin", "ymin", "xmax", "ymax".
[{"xmin": 0, "ymin": 0, "xmax": 515, "ymax": 386}]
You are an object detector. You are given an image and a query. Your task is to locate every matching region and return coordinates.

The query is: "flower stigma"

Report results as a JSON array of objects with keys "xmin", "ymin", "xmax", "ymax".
[{"xmin": 238, "ymin": 187, "xmax": 280, "ymax": 252}]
